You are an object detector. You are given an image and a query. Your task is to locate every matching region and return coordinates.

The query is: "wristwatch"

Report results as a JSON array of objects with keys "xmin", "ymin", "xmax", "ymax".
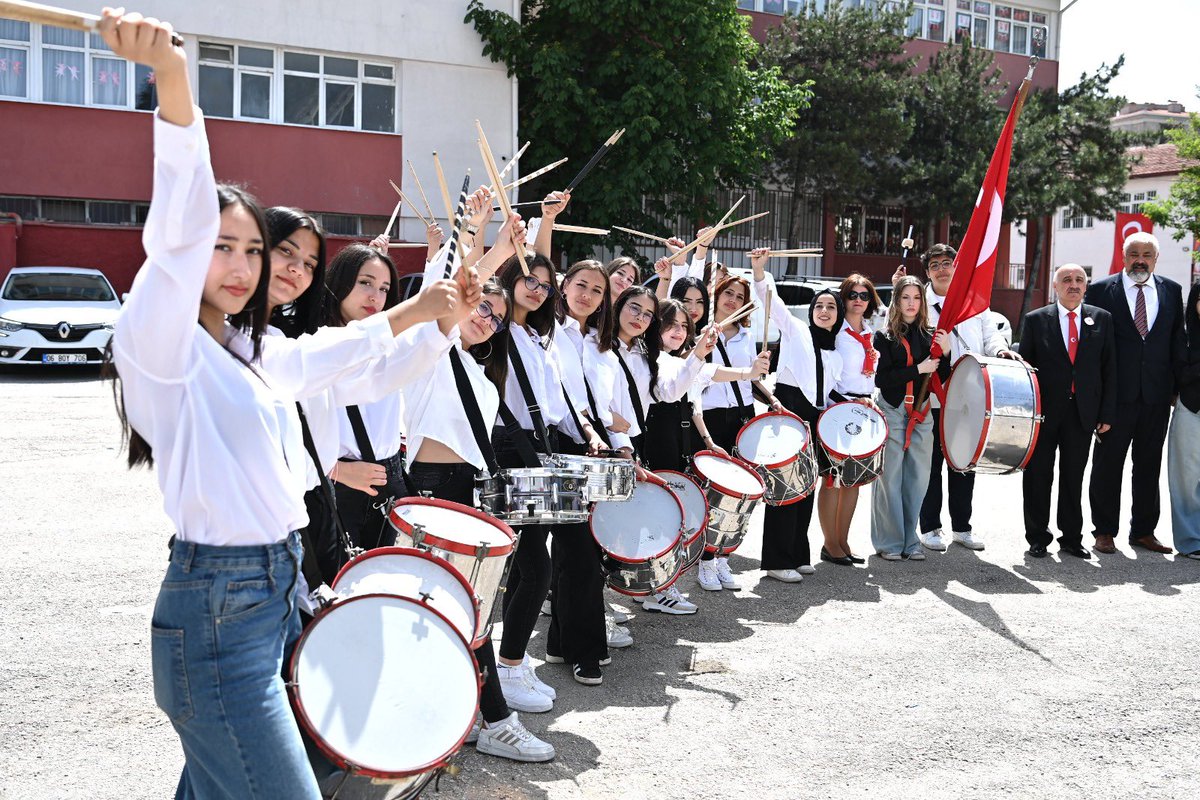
[{"xmin": 466, "ymin": 224, "xmax": 479, "ymax": 236}]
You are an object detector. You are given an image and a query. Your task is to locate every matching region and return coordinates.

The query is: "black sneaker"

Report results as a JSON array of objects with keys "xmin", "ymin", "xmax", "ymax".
[{"xmin": 573, "ymin": 663, "xmax": 603, "ymax": 685}]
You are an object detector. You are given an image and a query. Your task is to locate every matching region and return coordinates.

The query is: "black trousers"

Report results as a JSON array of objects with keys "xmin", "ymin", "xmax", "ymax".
[
  {"xmin": 644, "ymin": 400, "xmax": 700, "ymax": 472},
  {"xmin": 406, "ymin": 460, "xmax": 509, "ymax": 724},
  {"xmin": 301, "ymin": 485, "xmax": 345, "ymax": 585},
  {"xmin": 919, "ymin": 407, "xmax": 977, "ymax": 534},
  {"xmin": 1089, "ymin": 400, "xmax": 1171, "ymax": 540},
  {"xmin": 761, "ymin": 383, "xmax": 816, "ymax": 570},
  {"xmin": 333, "ymin": 451, "xmax": 406, "ymax": 551},
  {"xmin": 1022, "ymin": 399, "xmax": 1091, "ymax": 549}
]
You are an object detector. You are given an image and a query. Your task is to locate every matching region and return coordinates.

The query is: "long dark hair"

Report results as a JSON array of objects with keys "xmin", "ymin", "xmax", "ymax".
[
  {"xmin": 556, "ymin": 259, "xmax": 613, "ymax": 353},
  {"xmin": 471, "ymin": 279, "xmax": 512, "ymax": 396},
  {"xmin": 659, "ymin": 297, "xmax": 695, "ymax": 357},
  {"xmin": 670, "ymin": 276, "xmax": 710, "ymax": 330},
  {"xmin": 110, "ymin": 182, "xmax": 273, "ymax": 468},
  {"xmin": 265, "ymin": 206, "xmax": 327, "ymax": 337},
  {"xmin": 613, "ymin": 285, "xmax": 661, "ymax": 401},
  {"xmin": 497, "ymin": 252, "xmax": 558, "ymax": 341},
  {"xmin": 322, "ymin": 244, "xmax": 400, "ymax": 327}
]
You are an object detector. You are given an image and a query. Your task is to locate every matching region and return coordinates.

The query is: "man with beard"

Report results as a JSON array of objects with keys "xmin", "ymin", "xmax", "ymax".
[{"xmin": 1083, "ymin": 232, "xmax": 1186, "ymax": 555}]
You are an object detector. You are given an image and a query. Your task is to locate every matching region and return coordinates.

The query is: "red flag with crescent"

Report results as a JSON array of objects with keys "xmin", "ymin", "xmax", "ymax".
[{"xmin": 1110, "ymin": 212, "xmax": 1154, "ymax": 274}]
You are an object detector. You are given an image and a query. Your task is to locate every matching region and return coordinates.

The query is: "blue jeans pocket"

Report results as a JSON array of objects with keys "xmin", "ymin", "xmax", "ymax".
[
  {"xmin": 151, "ymin": 627, "xmax": 193, "ymax": 726},
  {"xmin": 219, "ymin": 578, "xmax": 274, "ymax": 621}
]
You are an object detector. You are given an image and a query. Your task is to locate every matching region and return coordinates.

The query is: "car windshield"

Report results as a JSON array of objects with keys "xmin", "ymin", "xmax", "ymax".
[{"xmin": 2, "ymin": 273, "xmax": 115, "ymax": 302}]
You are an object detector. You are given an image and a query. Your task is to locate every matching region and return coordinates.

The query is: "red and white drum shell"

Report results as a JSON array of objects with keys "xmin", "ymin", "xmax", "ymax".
[
  {"xmin": 816, "ymin": 401, "xmax": 889, "ymax": 487},
  {"xmin": 653, "ymin": 469, "xmax": 709, "ymax": 570},
  {"xmin": 331, "ymin": 546, "xmax": 481, "ymax": 647},
  {"xmin": 688, "ymin": 450, "xmax": 766, "ymax": 555},
  {"xmin": 388, "ymin": 497, "xmax": 515, "ymax": 639},
  {"xmin": 590, "ymin": 472, "xmax": 686, "ymax": 596},
  {"xmin": 734, "ymin": 410, "xmax": 820, "ymax": 506},
  {"xmin": 940, "ymin": 353, "xmax": 1042, "ymax": 474},
  {"xmin": 289, "ymin": 593, "xmax": 480, "ymax": 787}
]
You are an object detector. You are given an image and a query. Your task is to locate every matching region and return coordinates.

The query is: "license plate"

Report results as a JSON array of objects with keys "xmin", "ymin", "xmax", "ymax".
[{"xmin": 42, "ymin": 353, "xmax": 87, "ymax": 364}]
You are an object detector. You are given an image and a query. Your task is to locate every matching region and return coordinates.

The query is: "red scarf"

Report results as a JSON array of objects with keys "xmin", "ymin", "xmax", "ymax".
[{"xmin": 845, "ymin": 325, "xmax": 876, "ymax": 375}]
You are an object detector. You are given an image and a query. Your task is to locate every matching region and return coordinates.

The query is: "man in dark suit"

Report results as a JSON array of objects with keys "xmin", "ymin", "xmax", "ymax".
[
  {"xmin": 1020, "ymin": 265, "xmax": 1118, "ymax": 558},
  {"xmin": 1084, "ymin": 232, "xmax": 1186, "ymax": 554}
]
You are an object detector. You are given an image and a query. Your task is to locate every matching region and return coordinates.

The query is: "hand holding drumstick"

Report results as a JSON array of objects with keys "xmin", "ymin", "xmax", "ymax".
[{"xmin": 98, "ymin": 8, "xmax": 190, "ymax": 126}]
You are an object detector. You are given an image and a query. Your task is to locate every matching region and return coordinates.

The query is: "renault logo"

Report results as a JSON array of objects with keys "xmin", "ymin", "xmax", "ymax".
[{"xmin": 57, "ymin": 322, "xmax": 71, "ymax": 339}]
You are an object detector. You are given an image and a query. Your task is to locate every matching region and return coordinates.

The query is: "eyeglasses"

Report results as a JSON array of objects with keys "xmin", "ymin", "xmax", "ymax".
[
  {"xmin": 522, "ymin": 276, "xmax": 555, "ymax": 297},
  {"xmin": 625, "ymin": 304, "xmax": 654, "ymax": 323},
  {"xmin": 474, "ymin": 300, "xmax": 505, "ymax": 334},
  {"xmin": 846, "ymin": 290, "xmax": 872, "ymax": 302},
  {"xmin": 927, "ymin": 260, "xmax": 955, "ymax": 272}
]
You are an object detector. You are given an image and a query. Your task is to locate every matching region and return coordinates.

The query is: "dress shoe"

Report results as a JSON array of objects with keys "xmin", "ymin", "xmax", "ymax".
[
  {"xmin": 1059, "ymin": 543, "xmax": 1092, "ymax": 560},
  {"xmin": 1093, "ymin": 534, "xmax": 1117, "ymax": 554},
  {"xmin": 820, "ymin": 546, "xmax": 854, "ymax": 566},
  {"xmin": 846, "ymin": 553, "xmax": 866, "ymax": 564},
  {"xmin": 1131, "ymin": 535, "xmax": 1173, "ymax": 554},
  {"xmin": 1028, "ymin": 544, "xmax": 1048, "ymax": 558}
]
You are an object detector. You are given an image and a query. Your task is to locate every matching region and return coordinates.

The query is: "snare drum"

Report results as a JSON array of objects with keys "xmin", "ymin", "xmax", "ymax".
[
  {"xmin": 591, "ymin": 473, "xmax": 685, "ymax": 596},
  {"xmin": 332, "ymin": 546, "xmax": 481, "ymax": 646},
  {"xmin": 388, "ymin": 498, "xmax": 515, "ymax": 637},
  {"xmin": 548, "ymin": 453, "xmax": 636, "ymax": 502},
  {"xmin": 653, "ymin": 470, "xmax": 708, "ymax": 569},
  {"xmin": 478, "ymin": 464, "xmax": 589, "ymax": 526},
  {"xmin": 735, "ymin": 411, "xmax": 819, "ymax": 506},
  {"xmin": 688, "ymin": 451, "xmax": 766, "ymax": 555},
  {"xmin": 289, "ymin": 594, "xmax": 479, "ymax": 793},
  {"xmin": 940, "ymin": 353, "xmax": 1042, "ymax": 474},
  {"xmin": 816, "ymin": 402, "xmax": 889, "ymax": 487}
]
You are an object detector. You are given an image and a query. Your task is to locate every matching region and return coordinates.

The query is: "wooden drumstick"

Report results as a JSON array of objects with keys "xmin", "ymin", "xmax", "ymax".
[
  {"xmin": 498, "ymin": 140, "xmax": 530, "ymax": 182},
  {"xmin": 387, "ymin": 179, "xmax": 431, "ymax": 228},
  {"xmin": 551, "ymin": 224, "xmax": 609, "ymax": 236},
  {"xmin": 475, "ymin": 120, "xmax": 529, "ymax": 275},
  {"xmin": 762, "ymin": 287, "xmax": 772, "ymax": 352},
  {"xmin": 407, "ymin": 160, "xmax": 436, "ymax": 224},
  {"xmin": 0, "ymin": 1, "xmax": 184, "ymax": 45},
  {"xmin": 432, "ymin": 151, "xmax": 455, "ymax": 222},
  {"xmin": 612, "ymin": 225, "xmax": 671, "ymax": 245},
  {"xmin": 383, "ymin": 199, "xmax": 403, "ymax": 239},
  {"xmin": 499, "ymin": 157, "xmax": 569, "ymax": 193}
]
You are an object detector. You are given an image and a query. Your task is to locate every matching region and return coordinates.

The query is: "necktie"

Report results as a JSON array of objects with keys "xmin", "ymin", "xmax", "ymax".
[
  {"xmin": 1067, "ymin": 311, "xmax": 1078, "ymax": 364},
  {"xmin": 1134, "ymin": 284, "xmax": 1148, "ymax": 338},
  {"xmin": 846, "ymin": 327, "xmax": 876, "ymax": 375}
]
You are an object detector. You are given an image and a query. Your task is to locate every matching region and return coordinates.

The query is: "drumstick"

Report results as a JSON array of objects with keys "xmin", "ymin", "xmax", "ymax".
[
  {"xmin": 672, "ymin": 211, "xmax": 771, "ymax": 263},
  {"xmin": 475, "ymin": 120, "xmax": 529, "ymax": 275},
  {"xmin": 388, "ymin": 180, "xmax": 431, "ymax": 228},
  {"xmin": 716, "ymin": 301, "xmax": 756, "ymax": 329},
  {"xmin": 382, "ymin": 199, "xmax": 403, "ymax": 239},
  {"xmin": 612, "ymin": 225, "xmax": 671, "ymax": 245},
  {"xmin": 431, "ymin": 152, "xmax": 455, "ymax": 221},
  {"xmin": 386, "ymin": 242, "xmax": 428, "ymax": 248},
  {"xmin": 551, "ymin": 224, "xmax": 609, "ymax": 236},
  {"xmin": 0, "ymin": 0, "xmax": 184, "ymax": 45},
  {"xmin": 498, "ymin": 140, "xmax": 530, "ymax": 182},
  {"xmin": 762, "ymin": 287, "xmax": 772, "ymax": 352},
  {"xmin": 564, "ymin": 128, "xmax": 625, "ymax": 193},
  {"xmin": 407, "ymin": 160, "xmax": 436, "ymax": 224},
  {"xmin": 715, "ymin": 195, "xmax": 746, "ymax": 228},
  {"xmin": 744, "ymin": 248, "xmax": 823, "ymax": 256},
  {"xmin": 501, "ymin": 157, "xmax": 569, "ymax": 192}
]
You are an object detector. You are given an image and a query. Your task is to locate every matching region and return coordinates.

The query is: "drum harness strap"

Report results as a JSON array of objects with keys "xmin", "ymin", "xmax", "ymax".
[
  {"xmin": 899, "ymin": 335, "xmax": 932, "ymax": 451},
  {"xmin": 715, "ymin": 336, "xmax": 753, "ymax": 424},
  {"xmin": 343, "ymin": 405, "xmax": 405, "ymax": 523},
  {"xmin": 583, "ymin": 380, "xmax": 613, "ymax": 448},
  {"xmin": 614, "ymin": 348, "xmax": 648, "ymax": 462},
  {"xmin": 295, "ymin": 403, "xmax": 353, "ymax": 607},
  {"xmin": 448, "ymin": 348, "xmax": 502, "ymax": 477},
  {"xmin": 507, "ymin": 339, "xmax": 555, "ymax": 461}
]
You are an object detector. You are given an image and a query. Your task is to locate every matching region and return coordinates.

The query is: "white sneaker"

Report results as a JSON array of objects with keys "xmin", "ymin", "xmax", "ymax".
[
  {"xmin": 877, "ymin": 551, "xmax": 902, "ymax": 561},
  {"xmin": 476, "ymin": 712, "xmax": 555, "ymax": 762},
  {"xmin": 610, "ymin": 607, "xmax": 631, "ymax": 624},
  {"xmin": 607, "ymin": 617, "xmax": 633, "ymax": 648},
  {"xmin": 798, "ymin": 564, "xmax": 816, "ymax": 575},
  {"xmin": 697, "ymin": 560, "xmax": 722, "ymax": 591},
  {"xmin": 765, "ymin": 568, "xmax": 803, "ymax": 583},
  {"xmin": 520, "ymin": 654, "xmax": 555, "ymax": 700},
  {"xmin": 953, "ymin": 529, "xmax": 985, "ymax": 550},
  {"xmin": 921, "ymin": 529, "xmax": 949, "ymax": 551},
  {"xmin": 904, "ymin": 550, "xmax": 927, "ymax": 561},
  {"xmin": 497, "ymin": 663, "xmax": 552, "ymax": 713},
  {"xmin": 643, "ymin": 585, "xmax": 698, "ymax": 615},
  {"xmin": 466, "ymin": 713, "xmax": 482, "ymax": 744},
  {"xmin": 714, "ymin": 557, "xmax": 741, "ymax": 589}
]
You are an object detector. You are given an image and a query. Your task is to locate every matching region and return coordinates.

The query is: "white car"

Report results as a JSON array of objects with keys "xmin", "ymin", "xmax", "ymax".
[{"xmin": 0, "ymin": 267, "xmax": 122, "ymax": 365}]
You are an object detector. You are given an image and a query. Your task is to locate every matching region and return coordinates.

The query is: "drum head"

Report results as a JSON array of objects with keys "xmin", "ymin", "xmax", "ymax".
[
  {"xmin": 736, "ymin": 412, "xmax": 809, "ymax": 467},
  {"xmin": 691, "ymin": 453, "xmax": 765, "ymax": 499},
  {"xmin": 390, "ymin": 497, "xmax": 514, "ymax": 558},
  {"xmin": 591, "ymin": 479, "xmax": 683, "ymax": 561},
  {"xmin": 653, "ymin": 470, "xmax": 708, "ymax": 537},
  {"xmin": 331, "ymin": 548, "xmax": 479, "ymax": 645},
  {"xmin": 291, "ymin": 595, "xmax": 478, "ymax": 779},
  {"xmin": 942, "ymin": 355, "xmax": 988, "ymax": 470},
  {"xmin": 817, "ymin": 402, "xmax": 887, "ymax": 459}
]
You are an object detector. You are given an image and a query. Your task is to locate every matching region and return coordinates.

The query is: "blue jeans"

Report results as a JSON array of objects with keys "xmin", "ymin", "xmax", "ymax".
[
  {"xmin": 152, "ymin": 532, "xmax": 320, "ymax": 800},
  {"xmin": 870, "ymin": 399, "xmax": 934, "ymax": 556}
]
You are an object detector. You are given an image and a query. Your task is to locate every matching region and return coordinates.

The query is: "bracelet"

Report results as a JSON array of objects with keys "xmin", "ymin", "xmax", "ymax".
[{"xmin": 466, "ymin": 224, "xmax": 479, "ymax": 236}]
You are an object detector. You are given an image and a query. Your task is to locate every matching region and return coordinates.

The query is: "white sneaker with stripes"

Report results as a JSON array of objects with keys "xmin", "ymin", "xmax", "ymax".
[
  {"xmin": 476, "ymin": 712, "xmax": 555, "ymax": 762},
  {"xmin": 642, "ymin": 584, "xmax": 698, "ymax": 615}
]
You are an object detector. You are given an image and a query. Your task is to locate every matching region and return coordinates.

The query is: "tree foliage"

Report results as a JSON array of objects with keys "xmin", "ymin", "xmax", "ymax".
[
  {"xmin": 1143, "ymin": 107, "xmax": 1200, "ymax": 244},
  {"xmin": 464, "ymin": 0, "xmax": 810, "ymax": 260}
]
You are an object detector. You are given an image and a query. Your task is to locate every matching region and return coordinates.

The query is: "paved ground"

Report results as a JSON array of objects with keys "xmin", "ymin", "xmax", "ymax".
[{"xmin": 2, "ymin": 366, "xmax": 1197, "ymax": 800}]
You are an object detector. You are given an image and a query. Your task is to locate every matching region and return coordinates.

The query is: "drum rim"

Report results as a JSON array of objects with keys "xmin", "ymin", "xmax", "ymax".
[
  {"xmin": 816, "ymin": 401, "xmax": 889, "ymax": 461},
  {"xmin": 590, "ymin": 478, "xmax": 686, "ymax": 563},
  {"xmin": 941, "ymin": 354, "xmax": 1043, "ymax": 473},
  {"xmin": 389, "ymin": 496, "xmax": 516, "ymax": 557},
  {"xmin": 734, "ymin": 410, "xmax": 810, "ymax": 470},
  {"xmin": 688, "ymin": 449, "xmax": 766, "ymax": 500},
  {"xmin": 288, "ymin": 592, "xmax": 482, "ymax": 780},
  {"xmin": 329, "ymin": 545, "xmax": 484, "ymax": 647},
  {"xmin": 652, "ymin": 469, "xmax": 709, "ymax": 538}
]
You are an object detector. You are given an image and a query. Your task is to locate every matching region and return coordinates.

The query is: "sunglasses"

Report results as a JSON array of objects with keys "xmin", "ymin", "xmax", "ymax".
[
  {"xmin": 522, "ymin": 276, "xmax": 555, "ymax": 297},
  {"xmin": 846, "ymin": 290, "xmax": 872, "ymax": 302},
  {"xmin": 474, "ymin": 300, "xmax": 506, "ymax": 334}
]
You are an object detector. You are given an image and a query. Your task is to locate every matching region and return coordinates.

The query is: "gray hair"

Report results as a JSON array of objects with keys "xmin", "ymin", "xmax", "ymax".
[{"xmin": 1123, "ymin": 231, "xmax": 1160, "ymax": 256}]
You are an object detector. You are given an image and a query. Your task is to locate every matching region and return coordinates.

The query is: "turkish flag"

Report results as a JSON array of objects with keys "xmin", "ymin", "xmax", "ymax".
[{"xmin": 1110, "ymin": 212, "xmax": 1154, "ymax": 274}]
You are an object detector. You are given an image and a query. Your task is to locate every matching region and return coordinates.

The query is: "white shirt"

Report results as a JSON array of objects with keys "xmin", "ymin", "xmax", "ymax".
[
  {"xmin": 584, "ymin": 331, "xmax": 635, "ymax": 451},
  {"xmin": 701, "ymin": 326, "xmax": 756, "ymax": 411},
  {"xmin": 402, "ymin": 339, "xmax": 500, "ymax": 473},
  {"xmin": 666, "ymin": 253, "xmax": 707, "ymax": 295},
  {"xmin": 504, "ymin": 324, "xmax": 566, "ymax": 432},
  {"xmin": 753, "ymin": 274, "xmax": 842, "ymax": 409},
  {"xmin": 1057, "ymin": 302, "xmax": 1084, "ymax": 351},
  {"xmin": 834, "ymin": 320, "xmax": 877, "ymax": 397},
  {"xmin": 1120, "ymin": 270, "xmax": 1159, "ymax": 331},
  {"xmin": 926, "ymin": 285, "xmax": 1008, "ymax": 408},
  {"xmin": 112, "ymin": 111, "xmax": 307, "ymax": 545}
]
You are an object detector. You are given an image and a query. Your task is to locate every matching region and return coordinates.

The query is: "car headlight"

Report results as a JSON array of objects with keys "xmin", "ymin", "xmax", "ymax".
[
  {"xmin": 0, "ymin": 317, "xmax": 24, "ymax": 333},
  {"xmin": 102, "ymin": 322, "xmax": 115, "ymax": 331}
]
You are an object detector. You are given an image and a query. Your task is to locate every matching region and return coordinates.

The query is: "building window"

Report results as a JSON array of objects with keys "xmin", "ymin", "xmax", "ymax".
[
  {"xmin": 1060, "ymin": 207, "xmax": 1093, "ymax": 230},
  {"xmin": 0, "ymin": 195, "xmax": 148, "ymax": 225},
  {"xmin": 911, "ymin": 1, "xmax": 1049, "ymax": 56},
  {"xmin": 1121, "ymin": 190, "xmax": 1157, "ymax": 214},
  {"xmin": 836, "ymin": 204, "xmax": 908, "ymax": 254}
]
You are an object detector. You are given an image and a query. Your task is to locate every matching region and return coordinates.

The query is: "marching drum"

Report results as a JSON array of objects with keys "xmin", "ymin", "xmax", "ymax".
[
  {"xmin": 653, "ymin": 469, "xmax": 709, "ymax": 569},
  {"xmin": 548, "ymin": 452, "xmax": 637, "ymax": 502},
  {"xmin": 388, "ymin": 498, "xmax": 515, "ymax": 637},
  {"xmin": 331, "ymin": 546, "xmax": 481, "ymax": 646},
  {"xmin": 940, "ymin": 353, "xmax": 1042, "ymax": 474},
  {"xmin": 289, "ymin": 594, "xmax": 479, "ymax": 794},
  {"xmin": 688, "ymin": 451, "xmax": 766, "ymax": 555},
  {"xmin": 591, "ymin": 473, "xmax": 686, "ymax": 596},
  {"xmin": 816, "ymin": 402, "xmax": 889, "ymax": 487},
  {"xmin": 735, "ymin": 411, "xmax": 820, "ymax": 506},
  {"xmin": 478, "ymin": 464, "xmax": 589, "ymax": 526}
]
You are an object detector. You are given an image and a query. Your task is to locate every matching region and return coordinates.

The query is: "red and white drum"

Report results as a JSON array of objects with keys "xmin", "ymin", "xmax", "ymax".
[
  {"xmin": 289, "ymin": 594, "xmax": 479, "ymax": 792},
  {"xmin": 388, "ymin": 497, "xmax": 515, "ymax": 638},
  {"xmin": 332, "ymin": 546, "xmax": 481, "ymax": 646},
  {"xmin": 816, "ymin": 401, "xmax": 889, "ymax": 487},
  {"xmin": 653, "ymin": 469, "xmax": 709, "ymax": 569},
  {"xmin": 940, "ymin": 353, "xmax": 1042, "ymax": 474},
  {"xmin": 688, "ymin": 450, "xmax": 766, "ymax": 555},
  {"xmin": 735, "ymin": 411, "xmax": 819, "ymax": 506},
  {"xmin": 591, "ymin": 473, "xmax": 686, "ymax": 596}
]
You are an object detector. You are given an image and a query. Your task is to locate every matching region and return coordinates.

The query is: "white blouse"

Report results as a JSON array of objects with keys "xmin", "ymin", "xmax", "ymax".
[
  {"xmin": 613, "ymin": 340, "xmax": 706, "ymax": 426},
  {"xmin": 550, "ymin": 318, "xmax": 593, "ymax": 444},
  {"xmin": 666, "ymin": 253, "xmax": 707, "ymax": 295},
  {"xmin": 112, "ymin": 111, "xmax": 306, "ymax": 546},
  {"xmin": 753, "ymin": 274, "xmax": 844, "ymax": 409},
  {"xmin": 402, "ymin": 339, "xmax": 501, "ymax": 473},
  {"xmin": 834, "ymin": 320, "xmax": 878, "ymax": 398},
  {"xmin": 700, "ymin": 326, "xmax": 756, "ymax": 411},
  {"xmin": 503, "ymin": 324, "xmax": 566, "ymax": 433}
]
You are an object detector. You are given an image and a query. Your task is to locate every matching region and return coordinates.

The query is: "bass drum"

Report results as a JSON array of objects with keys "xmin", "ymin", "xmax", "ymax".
[
  {"xmin": 591, "ymin": 473, "xmax": 685, "ymax": 596},
  {"xmin": 653, "ymin": 469, "xmax": 709, "ymax": 569},
  {"xmin": 940, "ymin": 353, "xmax": 1042, "ymax": 474}
]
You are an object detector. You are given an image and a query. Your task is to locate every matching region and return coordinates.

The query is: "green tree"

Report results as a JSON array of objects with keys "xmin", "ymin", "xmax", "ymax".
[
  {"xmin": 1143, "ymin": 104, "xmax": 1200, "ymax": 245},
  {"xmin": 761, "ymin": 1, "xmax": 914, "ymax": 246},
  {"xmin": 1006, "ymin": 57, "xmax": 1131, "ymax": 335},
  {"xmin": 464, "ymin": 0, "xmax": 809, "ymax": 261}
]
